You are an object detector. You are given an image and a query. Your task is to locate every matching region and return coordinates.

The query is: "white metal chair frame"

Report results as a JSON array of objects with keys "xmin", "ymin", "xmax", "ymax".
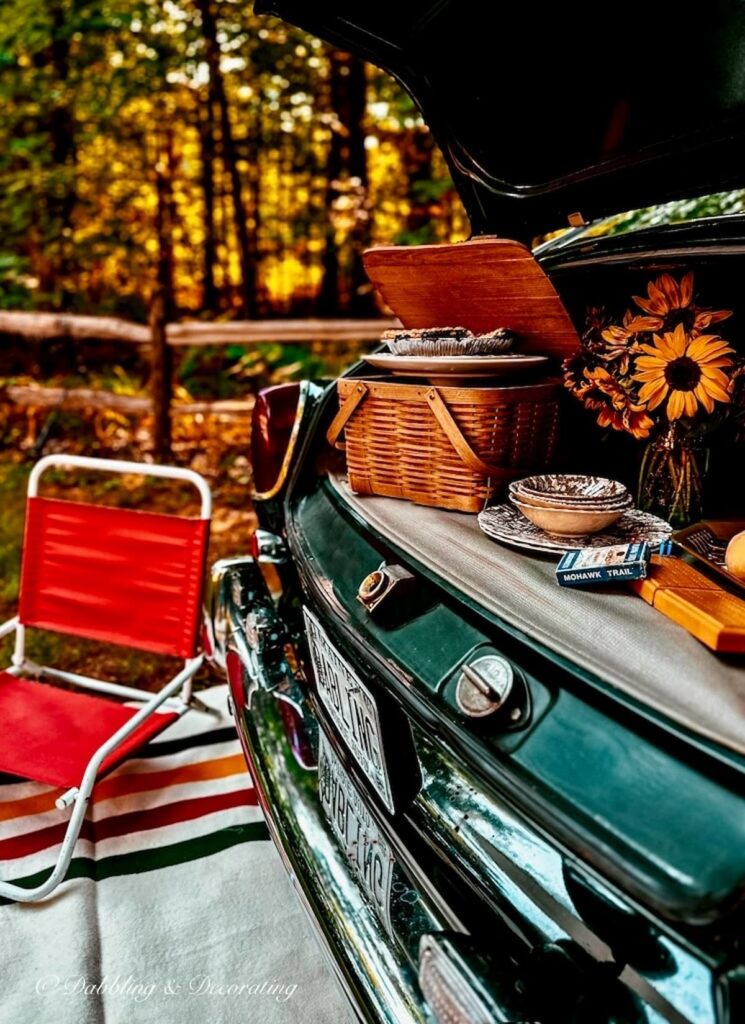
[{"xmin": 0, "ymin": 455, "xmax": 212, "ymax": 902}]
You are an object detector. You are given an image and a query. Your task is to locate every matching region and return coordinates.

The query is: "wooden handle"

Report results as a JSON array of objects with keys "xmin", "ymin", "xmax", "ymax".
[
  {"xmin": 326, "ymin": 382, "xmax": 369, "ymax": 450},
  {"xmin": 425, "ymin": 388, "xmax": 508, "ymax": 479}
]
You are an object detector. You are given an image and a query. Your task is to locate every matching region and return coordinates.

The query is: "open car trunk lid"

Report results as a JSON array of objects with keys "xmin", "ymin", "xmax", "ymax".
[{"xmin": 255, "ymin": 0, "xmax": 745, "ymax": 239}]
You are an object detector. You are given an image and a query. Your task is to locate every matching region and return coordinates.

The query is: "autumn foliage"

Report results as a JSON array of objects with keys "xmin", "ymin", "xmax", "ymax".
[{"xmin": 0, "ymin": 0, "xmax": 467, "ymax": 321}]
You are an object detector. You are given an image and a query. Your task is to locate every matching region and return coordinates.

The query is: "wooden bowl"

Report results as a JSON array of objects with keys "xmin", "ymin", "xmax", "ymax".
[{"xmin": 510, "ymin": 496, "xmax": 625, "ymax": 536}]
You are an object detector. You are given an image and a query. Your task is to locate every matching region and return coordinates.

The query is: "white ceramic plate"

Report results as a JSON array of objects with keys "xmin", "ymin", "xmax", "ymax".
[
  {"xmin": 478, "ymin": 503, "xmax": 672, "ymax": 555},
  {"xmin": 364, "ymin": 353, "xmax": 549, "ymax": 380}
]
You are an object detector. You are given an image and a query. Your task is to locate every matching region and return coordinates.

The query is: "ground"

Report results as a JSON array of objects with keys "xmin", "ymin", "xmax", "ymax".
[{"xmin": 0, "ymin": 454, "xmax": 256, "ymax": 690}]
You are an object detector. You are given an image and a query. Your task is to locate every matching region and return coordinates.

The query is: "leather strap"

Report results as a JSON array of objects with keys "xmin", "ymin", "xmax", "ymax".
[
  {"xmin": 425, "ymin": 388, "xmax": 506, "ymax": 478},
  {"xmin": 326, "ymin": 382, "xmax": 369, "ymax": 450}
]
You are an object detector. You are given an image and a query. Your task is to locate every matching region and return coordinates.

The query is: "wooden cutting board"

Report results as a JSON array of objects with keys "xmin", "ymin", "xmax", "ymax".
[
  {"xmin": 631, "ymin": 555, "xmax": 745, "ymax": 653},
  {"xmin": 363, "ymin": 237, "xmax": 581, "ymax": 360}
]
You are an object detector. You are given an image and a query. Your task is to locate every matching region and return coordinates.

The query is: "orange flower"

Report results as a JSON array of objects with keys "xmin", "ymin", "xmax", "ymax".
[
  {"xmin": 629, "ymin": 272, "xmax": 732, "ymax": 337},
  {"xmin": 633, "ymin": 323, "xmax": 734, "ymax": 421},
  {"xmin": 562, "ymin": 352, "xmax": 591, "ymax": 397},
  {"xmin": 599, "ymin": 311, "xmax": 637, "ymax": 373},
  {"xmin": 594, "ymin": 404, "xmax": 656, "ymax": 438},
  {"xmin": 583, "ymin": 366, "xmax": 629, "ymax": 410},
  {"xmin": 582, "ymin": 367, "xmax": 655, "ymax": 438}
]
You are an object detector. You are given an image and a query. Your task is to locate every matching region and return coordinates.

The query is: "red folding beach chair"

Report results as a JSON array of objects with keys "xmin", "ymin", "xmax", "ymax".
[{"xmin": 0, "ymin": 455, "xmax": 212, "ymax": 902}]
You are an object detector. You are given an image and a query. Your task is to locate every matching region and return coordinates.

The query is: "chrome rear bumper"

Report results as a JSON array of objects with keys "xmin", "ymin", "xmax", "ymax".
[{"xmin": 205, "ymin": 556, "xmax": 436, "ymax": 1024}]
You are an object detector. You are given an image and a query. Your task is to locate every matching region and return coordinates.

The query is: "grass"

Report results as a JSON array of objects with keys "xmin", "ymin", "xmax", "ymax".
[{"xmin": 0, "ymin": 457, "xmax": 256, "ymax": 691}]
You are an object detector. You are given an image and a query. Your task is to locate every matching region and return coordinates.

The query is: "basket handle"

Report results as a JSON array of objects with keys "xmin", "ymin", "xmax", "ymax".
[
  {"xmin": 326, "ymin": 381, "xmax": 369, "ymax": 450},
  {"xmin": 425, "ymin": 388, "xmax": 506, "ymax": 478}
]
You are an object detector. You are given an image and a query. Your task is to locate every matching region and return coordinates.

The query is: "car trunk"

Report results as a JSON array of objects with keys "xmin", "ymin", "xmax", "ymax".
[
  {"xmin": 278, "ymin": 235, "xmax": 745, "ymax": 1023},
  {"xmin": 325, "ymin": 472, "xmax": 745, "ymax": 757},
  {"xmin": 247, "ymin": 4, "xmax": 745, "ymax": 1018}
]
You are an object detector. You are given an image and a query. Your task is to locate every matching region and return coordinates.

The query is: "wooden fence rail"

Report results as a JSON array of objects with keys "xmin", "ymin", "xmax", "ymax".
[
  {"xmin": 0, "ymin": 311, "xmax": 397, "ymax": 347},
  {"xmin": 0, "ymin": 310, "xmax": 397, "ymax": 455},
  {"xmin": 0, "ymin": 311, "xmax": 150, "ymax": 345},
  {"xmin": 3, "ymin": 385, "xmax": 253, "ymax": 417}
]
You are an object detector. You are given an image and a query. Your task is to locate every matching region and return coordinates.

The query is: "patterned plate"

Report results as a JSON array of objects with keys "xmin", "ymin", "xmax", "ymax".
[
  {"xmin": 363, "ymin": 353, "xmax": 548, "ymax": 378},
  {"xmin": 478, "ymin": 503, "xmax": 672, "ymax": 555}
]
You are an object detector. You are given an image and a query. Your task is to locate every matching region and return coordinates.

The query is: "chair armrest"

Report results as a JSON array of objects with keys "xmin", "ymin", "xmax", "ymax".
[
  {"xmin": 74, "ymin": 655, "xmax": 204, "ymax": 795},
  {"xmin": 0, "ymin": 616, "xmax": 18, "ymax": 640}
]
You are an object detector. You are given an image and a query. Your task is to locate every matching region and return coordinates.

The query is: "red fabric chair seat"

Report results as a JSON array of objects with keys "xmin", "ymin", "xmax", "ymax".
[{"xmin": 0, "ymin": 673, "xmax": 179, "ymax": 789}]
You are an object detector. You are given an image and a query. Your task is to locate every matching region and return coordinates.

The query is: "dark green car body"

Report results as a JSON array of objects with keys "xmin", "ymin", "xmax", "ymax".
[{"xmin": 207, "ymin": 4, "xmax": 745, "ymax": 1021}]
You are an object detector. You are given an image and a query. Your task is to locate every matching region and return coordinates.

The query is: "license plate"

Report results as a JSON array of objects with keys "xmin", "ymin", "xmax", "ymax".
[
  {"xmin": 303, "ymin": 606, "xmax": 394, "ymax": 812},
  {"xmin": 318, "ymin": 731, "xmax": 394, "ymax": 934}
]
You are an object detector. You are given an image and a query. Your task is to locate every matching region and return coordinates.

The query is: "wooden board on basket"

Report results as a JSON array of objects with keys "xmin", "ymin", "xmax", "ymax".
[{"xmin": 363, "ymin": 238, "xmax": 580, "ymax": 360}]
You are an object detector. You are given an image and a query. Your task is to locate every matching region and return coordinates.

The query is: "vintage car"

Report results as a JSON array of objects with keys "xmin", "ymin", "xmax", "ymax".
[{"xmin": 205, "ymin": 4, "xmax": 745, "ymax": 1022}]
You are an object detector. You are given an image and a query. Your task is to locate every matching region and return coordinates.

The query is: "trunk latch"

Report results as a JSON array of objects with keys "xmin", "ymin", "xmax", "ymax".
[{"xmin": 357, "ymin": 562, "xmax": 415, "ymax": 615}]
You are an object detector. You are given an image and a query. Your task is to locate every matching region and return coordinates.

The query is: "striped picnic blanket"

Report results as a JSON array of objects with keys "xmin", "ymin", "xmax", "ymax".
[{"xmin": 0, "ymin": 685, "xmax": 353, "ymax": 1024}]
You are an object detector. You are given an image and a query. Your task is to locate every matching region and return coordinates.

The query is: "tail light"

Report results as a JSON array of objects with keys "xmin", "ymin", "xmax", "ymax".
[
  {"xmin": 277, "ymin": 697, "xmax": 316, "ymax": 770},
  {"xmin": 418, "ymin": 933, "xmax": 529, "ymax": 1024},
  {"xmin": 250, "ymin": 381, "xmax": 308, "ymax": 500}
]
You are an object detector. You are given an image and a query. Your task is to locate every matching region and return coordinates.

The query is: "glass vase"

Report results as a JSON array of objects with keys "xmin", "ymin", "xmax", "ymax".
[{"xmin": 637, "ymin": 426, "xmax": 708, "ymax": 528}]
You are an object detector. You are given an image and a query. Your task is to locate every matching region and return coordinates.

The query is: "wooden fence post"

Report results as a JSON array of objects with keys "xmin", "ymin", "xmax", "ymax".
[{"xmin": 149, "ymin": 289, "xmax": 172, "ymax": 459}]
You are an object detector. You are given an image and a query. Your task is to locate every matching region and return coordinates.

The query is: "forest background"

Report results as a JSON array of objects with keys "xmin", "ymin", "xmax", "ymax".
[
  {"xmin": 0, "ymin": 0, "xmax": 475, "ymax": 452},
  {"xmin": 0, "ymin": 0, "xmax": 471, "ymax": 677},
  {"xmin": 1, "ymin": 0, "xmax": 744, "ymax": 679},
  {"xmin": 0, "ymin": 0, "xmax": 469, "ymax": 322}
]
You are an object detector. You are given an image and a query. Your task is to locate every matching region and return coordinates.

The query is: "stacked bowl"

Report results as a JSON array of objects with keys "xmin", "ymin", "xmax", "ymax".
[{"xmin": 509, "ymin": 474, "xmax": 634, "ymax": 537}]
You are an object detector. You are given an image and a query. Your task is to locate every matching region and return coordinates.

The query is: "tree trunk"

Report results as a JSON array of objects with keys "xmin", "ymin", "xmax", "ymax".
[
  {"xmin": 154, "ymin": 130, "xmax": 176, "ymax": 320},
  {"xmin": 152, "ymin": 128, "xmax": 176, "ymax": 458},
  {"xmin": 344, "ymin": 55, "xmax": 374, "ymax": 316},
  {"xmin": 149, "ymin": 289, "xmax": 172, "ymax": 458},
  {"xmin": 166, "ymin": 133, "xmax": 181, "ymax": 307},
  {"xmin": 44, "ymin": 2, "xmax": 77, "ymax": 308},
  {"xmin": 196, "ymin": 0, "xmax": 256, "ymax": 317},
  {"xmin": 317, "ymin": 49, "xmax": 372, "ymax": 316},
  {"xmin": 198, "ymin": 86, "xmax": 219, "ymax": 313},
  {"xmin": 401, "ymin": 128, "xmax": 436, "ymax": 240},
  {"xmin": 317, "ymin": 51, "xmax": 346, "ymax": 316},
  {"xmin": 243, "ymin": 124, "xmax": 263, "ymax": 315}
]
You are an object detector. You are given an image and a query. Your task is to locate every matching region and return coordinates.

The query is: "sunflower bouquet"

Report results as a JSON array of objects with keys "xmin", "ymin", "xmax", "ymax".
[{"xmin": 564, "ymin": 271, "xmax": 737, "ymax": 525}]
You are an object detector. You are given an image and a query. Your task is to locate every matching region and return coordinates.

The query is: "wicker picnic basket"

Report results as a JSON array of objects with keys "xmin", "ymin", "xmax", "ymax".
[{"xmin": 326, "ymin": 377, "xmax": 561, "ymax": 513}]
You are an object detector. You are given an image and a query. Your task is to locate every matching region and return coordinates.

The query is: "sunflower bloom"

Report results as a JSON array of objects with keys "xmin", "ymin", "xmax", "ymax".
[
  {"xmin": 599, "ymin": 310, "xmax": 637, "ymax": 373},
  {"xmin": 582, "ymin": 367, "xmax": 655, "ymax": 438},
  {"xmin": 595, "ymin": 404, "xmax": 655, "ymax": 439},
  {"xmin": 583, "ymin": 366, "xmax": 630, "ymax": 410},
  {"xmin": 633, "ymin": 323, "xmax": 734, "ymax": 422},
  {"xmin": 630, "ymin": 272, "xmax": 732, "ymax": 337},
  {"xmin": 562, "ymin": 352, "xmax": 592, "ymax": 397}
]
